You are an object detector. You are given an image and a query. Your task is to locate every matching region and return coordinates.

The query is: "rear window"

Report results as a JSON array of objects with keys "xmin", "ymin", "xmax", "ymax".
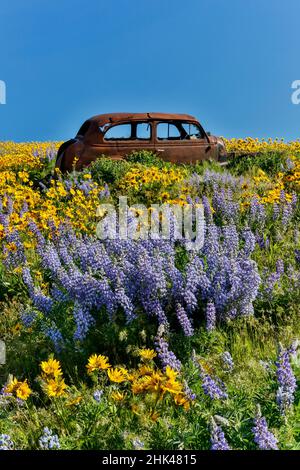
[
  {"xmin": 103, "ymin": 122, "xmax": 152, "ymax": 141},
  {"xmin": 104, "ymin": 124, "xmax": 132, "ymax": 140}
]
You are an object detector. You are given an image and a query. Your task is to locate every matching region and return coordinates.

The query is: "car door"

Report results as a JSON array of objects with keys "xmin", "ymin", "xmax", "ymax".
[{"xmin": 154, "ymin": 121, "xmax": 213, "ymax": 163}]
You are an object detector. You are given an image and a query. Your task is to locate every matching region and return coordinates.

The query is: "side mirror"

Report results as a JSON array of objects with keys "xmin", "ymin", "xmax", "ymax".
[{"xmin": 207, "ymin": 131, "xmax": 211, "ymax": 136}]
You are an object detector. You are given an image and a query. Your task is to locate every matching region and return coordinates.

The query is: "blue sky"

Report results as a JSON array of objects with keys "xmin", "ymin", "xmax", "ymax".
[{"xmin": 0, "ymin": 0, "xmax": 300, "ymax": 141}]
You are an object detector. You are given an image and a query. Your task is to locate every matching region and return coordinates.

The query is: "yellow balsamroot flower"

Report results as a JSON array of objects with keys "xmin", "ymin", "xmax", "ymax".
[
  {"xmin": 111, "ymin": 391, "xmax": 125, "ymax": 402},
  {"xmin": 139, "ymin": 349, "xmax": 157, "ymax": 361},
  {"xmin": 45, "ymin": 378, "xmax": 68, "ymax": 398},
  {"xmin": 11, "ymin": 323, "xmax": 22, "ymax": 335},
  {"xmin": 16, "ymin": 381, "xmax": 32, "ymax": 400},
  {"xmin": 138, "ymin": 365, "xmax": 154, "ymax": 376},
  {"xmin": 40, "ymin": 358, "xmax": 63, "ymax": 378},
  {"xmin": 5, "ymin": 377, "xmax": 21, "ymax": 394},
  {"xmin": 5, "ymin": 378, "xmax": 32, "ymax": 400},
  {"xmin": 165, "ymin": 365, "xmax": 179, "ymax": 381},
  {"xmin": 118, "ymin": 367, "xmax": 131, "ymax": 380},
  {"xmin": 86, "ymin": 354, "xmax": 111, "ymax": 374},
  {"xmin": 148, "ymin": 372, "xmax": 163, "ymax": 392},
  {"xmin": 107, "ymin": 367, "xmax": 128, "ymax": 383},
  {"xmin": 131, "ymin": 376, "xmax": 152, "ymax": 394},
  {"xmin": 66, "ymin": 396, "xmax": 83, "ymax": 407},
  {"xmin": 161, "ymin": 379, "xmax": 183, "ymax": 396},
  {"xmin": 174, "ymin": 394, "xmax": 191, "ymax": 411}
]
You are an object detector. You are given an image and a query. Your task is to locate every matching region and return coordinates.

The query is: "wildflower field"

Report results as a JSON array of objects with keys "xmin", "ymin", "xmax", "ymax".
[{"xmin": 0, "ymin": 138, "xmax": 300, "ymax": 450}]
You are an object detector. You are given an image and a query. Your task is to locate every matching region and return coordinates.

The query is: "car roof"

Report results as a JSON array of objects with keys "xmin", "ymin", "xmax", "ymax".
[{"xmin": 89, "ymin": 112, "xmax": 198, "ymax": 126}]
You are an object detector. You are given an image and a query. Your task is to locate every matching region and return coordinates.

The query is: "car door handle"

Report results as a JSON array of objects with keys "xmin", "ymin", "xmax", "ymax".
[{"xmin": 157, "ymin": 149, "xmax": 165, "ymax": 152}]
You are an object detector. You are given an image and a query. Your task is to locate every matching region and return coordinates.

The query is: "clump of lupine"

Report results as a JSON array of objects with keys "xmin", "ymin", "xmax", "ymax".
[
  {"xmin": 210, "ymin": 419, "xmax": 230, "ymax": 450},
  {"xmin": 221, "ymin": 352, "xmax": 234, "ymax": 372},
  {"xmin": 38, "ymin": 427, "xmax": 60, "ymax": 450},
  {"xmin": 276, "ymin": 343, "xmax": 297, "ymax": 415},
  {"xmin": 252, "ymin": 407, "xmax": 278, "ymax": 450},
  {"xmin": 93, "ymin": 389, "xmax": 103, "ymax": 403},
  {"xmin": 199, "ymin": 366, "xmax": 228, "ymax": 400},
  {"xmin": 14, "ymin": 214, "xmax": 262, "ymax": 353},
  {"xmin": 0, "ymin": 434, "xmax": 14, "ymax": 450}
]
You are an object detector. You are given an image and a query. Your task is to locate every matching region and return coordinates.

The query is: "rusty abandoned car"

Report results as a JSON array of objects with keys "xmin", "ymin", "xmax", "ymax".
[{"xmin": 56, "ymin": 113, "xmax": 227, "ymax": 172}]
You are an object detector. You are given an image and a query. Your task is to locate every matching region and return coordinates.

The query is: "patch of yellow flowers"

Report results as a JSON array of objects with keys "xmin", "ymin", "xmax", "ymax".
[
  {"xmin": 86, "ymin": 349, "xmax": 192, "ymax": 411},
  {"xmin": 0, "ymin": 142, "xmax": 62, "ymax": 170},
  {"xmin": 40, "ymin": 358, "xmax": 68, "ymax": 398},
  {"xmin": 118, "ymin": 165, "xmax": 188, "ymax": 202},
  {"xmin": 3, "ymin": 353, "xmax": 192, "ymax": 414},
  {"xmin": 224, "ymin": 137, "xmax": 300, "ymax": 154},
  {"xmin": 240, "ymin": 159, "xmax": 299, "ymax": 206},
  {"xmin": 0, "ymin": 171, "xmax": 108, "ymax": 238}
]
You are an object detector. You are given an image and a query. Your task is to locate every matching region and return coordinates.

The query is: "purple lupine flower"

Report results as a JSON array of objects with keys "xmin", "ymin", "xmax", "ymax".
[
  {"xmin": 183, "ymin": 381, "xmax": 196, "ymax": 401},
  {"xmin": 282, "ymin": 203, "xmax": 293, "ymax": 227},
  {"xmin": 32, "ymin": 289, "xmax": 53, "ymax": 315},
  {"xmin": 175, "ymin": 303, "xmax": 194, "ymax": 336},
  {"xmin": 242, "ymin": 228, "xmax": 256, "ymax": 256},
  {"xmin": 276, "ymin": 259, "xmax": 284, "ymax": 275},
  {"xmin": 0, "ymin": 434, "xmax": 14, "ymax": 450},
  {"xmin": 206, "ymin": 301, "xmax": 216, "ymax": 332},
  {"xmin": 221, "ymin": 352, "xmax": 234, "ymax": 371},
  {"xmin": 252, "ymin": 409, "xmax": 278, "ymax": 450},
  {"xmin": 285, "ymin": 157, "xmax": 295, "ymax": 170},
  {"xmin": 212, "ymin": 187, "xmax": 239, "ymax": 223},
  {"xmin": 115, "ymin": 284, "xmax": 136, "ymax": 323},
  {"xmin": 20, "ymin": 310, "xmax": 37, "ymax": 328},
  {"xmin": 73, "ymin": 303, "xmax": 95, "ymax": 341},
  {"xmin": 222, "ymin": 225, "xmax": 239, "ymax": 257},
  {"xmin": 255, "ymin": 232, "xmax": 266, "ymax": 250},
  {"xmin": 276, "ymin": 344, "xmax": 297, "ymax": 414},
  {"xmin": 291, "ymin": 192, "xmax": 297, "ymax": 208},
  {"xmin": 249, "ymin": 198, "xmax": 266, "ymax": 227},
  {"xmin": 210, "ymin": 419, "xmax": 230, "ymax": 450},
  {"xmin": 263, "ymin": 271, "xmax": 281, "ymax": 297},
  {"xmin": 132, "ymin": 438, "xmax": 145, "ymax": 450},
  {"xmin": 3, "ymin": 229, "xmax": 26, "ymax": 269},
  {"xmin": 154, "ymin": 330, "xmax": 181, "ymax": 371},
  {"xmin": 22, "ymin": 266, "xmax": 34, "ymax": 294},
  {"xmin": 199, "ymin": 367, "xmax": 228, "ymax": 400},
  {"xmin": 202, "ymin": 195, "xmax": 213, "ymax": 222},
  {"xmin": 273, "ymin": 204, "xmax": 280, "ymax": 220},
  {"xmin": 93, "ymin": 389, "xmax": 103, "ymax": 403},
  {"xmin": 39, "ymin": 427, "xmax": 60, "ymax": 450},
  {"xmin": 44, "ymin": 327, "xmax": 64, "ymax": 353},
  {"xmin": 19, "ymin": 201, "xmax": 29, "ymax": 217}
]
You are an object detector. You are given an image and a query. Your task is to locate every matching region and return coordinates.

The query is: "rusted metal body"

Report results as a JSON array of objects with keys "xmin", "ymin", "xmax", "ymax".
[{"xmin": 56, "ymin": 112, "xmax": 227, "ymax": 172}]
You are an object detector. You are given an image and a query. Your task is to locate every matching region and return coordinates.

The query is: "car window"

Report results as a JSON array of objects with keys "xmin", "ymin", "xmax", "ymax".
[
  {"xmin": 181, "ymin": 123, "xmax": 204, "ymax": 139},
  {"xmin": 157, "ymin": 123, "xmax": 181, "ymax": 140},
  {"xmin": 104, "ymin": 124, "xmax": 132, "ymax": 140},
  {"xmin": 136, "ymin": 122, "xmax": 151, "ymax": 140}
]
